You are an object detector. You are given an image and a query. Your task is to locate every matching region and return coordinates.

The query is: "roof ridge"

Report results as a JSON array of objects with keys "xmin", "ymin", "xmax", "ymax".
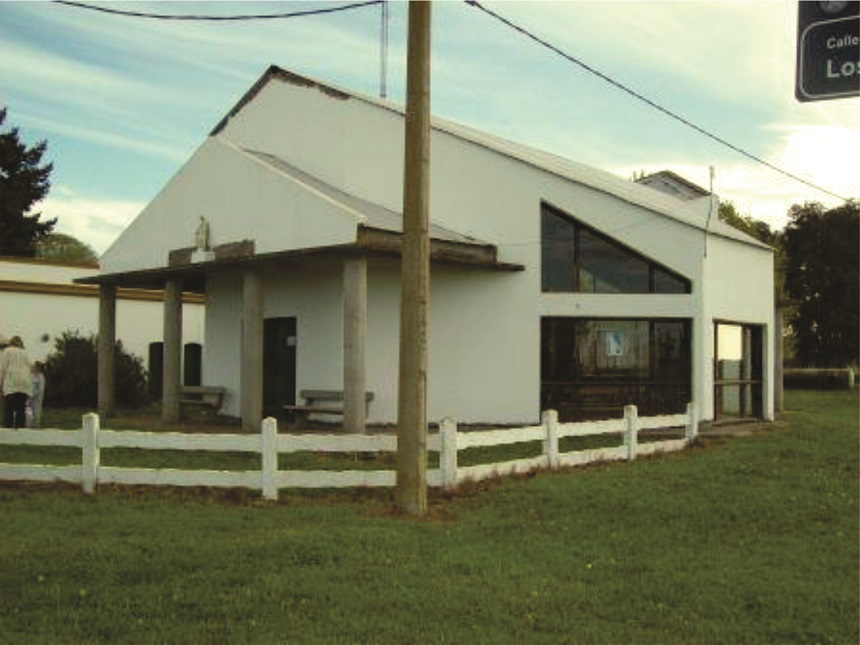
[
  {"xmin": 218, "ymin": 140, "xmax": 491, "ymax": 247},
  {"xmin": 215, "ymin": 65, "xmax": 770, "ymax": 251}
]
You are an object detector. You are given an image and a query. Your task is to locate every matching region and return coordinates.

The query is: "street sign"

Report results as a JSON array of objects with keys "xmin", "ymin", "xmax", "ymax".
[{"xmin": 796, "ymin": 1, "xmax": 860, "ymax": 102}]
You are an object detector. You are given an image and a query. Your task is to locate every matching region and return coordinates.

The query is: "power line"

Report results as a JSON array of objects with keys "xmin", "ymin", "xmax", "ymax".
[
  {"xmin": 54, "ymin": 0, "xmax": 383, "ymax": 22},
  {"xmin": 465, "ymin": 0, "xmax": 850, "ymax": 203}
]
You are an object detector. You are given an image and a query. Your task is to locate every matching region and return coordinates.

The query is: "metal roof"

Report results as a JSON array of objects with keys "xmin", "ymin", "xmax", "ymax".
[
  {"xmin": 223, "ymin": 66, "xmax": 770, "ymax": 251},
  {"xmin": 239, "ymin": 147, "xmax": 492, "ymax": 247}
]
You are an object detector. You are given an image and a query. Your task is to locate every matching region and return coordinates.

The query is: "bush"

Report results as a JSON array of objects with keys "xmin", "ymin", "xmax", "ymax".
[
  {"xmin": 784, "ymin": 368, "xmax": 856, "ymax": 390},
  {"xmin": 43, "ymin": 331, "xmax": 149, "ymax": 407}
]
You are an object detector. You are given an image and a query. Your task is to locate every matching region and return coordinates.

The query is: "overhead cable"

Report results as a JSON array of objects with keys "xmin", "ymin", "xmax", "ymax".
[
  {"xmin": 465, "ymin": 0, "xmax": 849, "ymax": 202},
  {"xmin": 53, "ymin": 0, "xmax": 383, "ymax": 22}
]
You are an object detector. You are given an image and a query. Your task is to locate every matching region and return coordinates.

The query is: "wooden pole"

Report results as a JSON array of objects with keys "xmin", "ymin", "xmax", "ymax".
[
  {"xmin": 97, "ymin": 284, "xmax": 116, "ymax": 419},
  {"xmin": 162, "ymin": 279, "xmax": 183, "ymax": 424},
  {"xmin": 397, "ymin": 0, "xmax": 431, "ymax": 517}
]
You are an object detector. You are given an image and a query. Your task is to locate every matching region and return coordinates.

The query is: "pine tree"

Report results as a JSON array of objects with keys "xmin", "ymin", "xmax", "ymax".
[{"xmin": 0, "ymin": 108, "xmax": 56, "ymax": 256}]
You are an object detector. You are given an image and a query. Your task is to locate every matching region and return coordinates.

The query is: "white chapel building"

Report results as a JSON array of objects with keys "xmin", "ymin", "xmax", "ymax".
[{"xmin": 82, "ymin": 66, "xmax": 775, "ymax": 430}]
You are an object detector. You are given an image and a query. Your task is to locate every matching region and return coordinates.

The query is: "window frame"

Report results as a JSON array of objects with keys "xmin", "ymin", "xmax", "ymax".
[
  {"xmin": 541, "ymin": 202, "xmax": 692, "ymax": 295},
  {"xmin": 540, "ymin": 316, "xmax": 693, "ymax": 421}
]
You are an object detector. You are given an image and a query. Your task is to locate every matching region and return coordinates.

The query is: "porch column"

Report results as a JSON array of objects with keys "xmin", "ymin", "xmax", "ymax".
[
  {"xmin": 241, "ymin": 270, "xmax": 264, "ymax": 432},
  {"xmin": 343, "ymin": 256, "xmax": 368, "ymax": 434},
  {"xmin": 162, "ymin": 279, "xmax": 183, "ymax": 424},
  {"xmin": 97, "ymin": 284, "xmax": 116, "ymax": 418},
  {"xmin": 774, "ymin": 288, "xmax": 784, "ymax": 414}
]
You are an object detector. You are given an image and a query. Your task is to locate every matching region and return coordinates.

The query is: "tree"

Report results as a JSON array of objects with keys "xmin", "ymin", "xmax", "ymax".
[
  {"xmin": 36, "ymin": 232, "xmax": 99, "ymax": 264},
  {"xmin": 782, "ymin": 200, "xmax": 859, "ymax": 368},
  {"xmin": 718, "ymin": 201, "xmax": 778, "ymax": 247},
  {"xmin": 43, "ymin": 331, "xmax": 149, "ymax": 408},
  {"xmin": 0, "ymin": 108, "xmax": 56, "ymax": 256}
]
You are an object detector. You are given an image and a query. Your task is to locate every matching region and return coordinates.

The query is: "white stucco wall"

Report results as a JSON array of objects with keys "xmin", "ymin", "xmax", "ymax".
[
  {"xmin": 205, "ymin": 261, "xmax": 345, "ymax": 418},
  {"xmin": 205, "ymin": 256, "xmax": 538, "ymax": 424},
  {"xmin": 101, "ymin": 137, "xmax": 362, "ymax": 275},
  {"xmin": 104, "ymin": 71, "xmax": 775, "ymax": 424},
  {"xmin": 0, "ymin": 260, "xmax": 205, "ymax": 369},
  {"xmin": 701, "ymin": 235, "xmax": 776, "ymax": 420},
  {"xmin": 221, "ymin": 80, "xmax": 406, "ymax": 217}
]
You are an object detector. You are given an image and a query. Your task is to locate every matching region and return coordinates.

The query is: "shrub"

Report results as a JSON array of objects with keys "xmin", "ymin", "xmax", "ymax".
[
  {"xmin": 784, "ymin": 368, "xmax": 856, "ymax": 390},
  {"xmin": 42, "ymin": 331, "xmax": 149, "ymax": 407}
]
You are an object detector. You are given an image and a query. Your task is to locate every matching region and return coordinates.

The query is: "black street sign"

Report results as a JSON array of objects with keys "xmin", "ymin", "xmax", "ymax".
[{"xmin": 796, "ymin": 1, "xmax": 860, "ymax": 102}]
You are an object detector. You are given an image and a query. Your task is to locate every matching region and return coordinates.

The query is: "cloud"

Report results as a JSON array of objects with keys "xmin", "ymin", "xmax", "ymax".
[
  {"xmin": 3, "ymin": 0, "xmax": 856, "ymax": 252},
  {"xmin": 40, "ymin": 189, "xmax": 145, "ymax": 255},
  {"xmin": 17, "ymin": 113, "xmax": 189, "ymax": 163},
  {"xmin": 470, "ymin": 1, "xmax": 796, "ymax": 103},
  {"xmin": 767, "ymin": 123, "xmax": 860, "ymax": 198},
  {"xmin": 607, "ymin": 118, "xmax": 860, "ymax": 232},
  {"xmin": 0, "ymin": 38, "xmax": 165, "ymax": 112}
]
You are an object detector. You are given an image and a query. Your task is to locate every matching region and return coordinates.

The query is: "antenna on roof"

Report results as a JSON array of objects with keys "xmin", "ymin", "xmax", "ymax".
[
  {"xmin": 379, "ymin": 0, "xmax": 389, "ymax": 98},
  {"xmin": 704, "ymin": 165, "xmax": 716, "ymax": 257}
]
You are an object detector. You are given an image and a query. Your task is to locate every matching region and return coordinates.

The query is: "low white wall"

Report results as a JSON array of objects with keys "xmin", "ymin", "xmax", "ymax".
[{"xmin": 0, "ymin": 260, "xmax": 205, "ymax": 370}]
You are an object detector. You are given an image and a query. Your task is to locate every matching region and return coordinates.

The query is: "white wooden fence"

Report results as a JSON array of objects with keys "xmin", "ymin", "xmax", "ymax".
[{"xmin": 0, "ymin": 404, "xmax": 698, "ymax": 500}]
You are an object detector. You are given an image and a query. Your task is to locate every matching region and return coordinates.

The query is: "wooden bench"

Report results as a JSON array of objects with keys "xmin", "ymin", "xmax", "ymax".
[
  {"xmin": 180, "ymin": 386, "xmax": 226, "ymax": 415},
  {"xmin": 284, "ymin": 389, "xmax": 374, "ymax": 426}
]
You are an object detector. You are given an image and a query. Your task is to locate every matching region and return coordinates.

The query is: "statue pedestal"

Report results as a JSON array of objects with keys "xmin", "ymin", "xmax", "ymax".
[{"xmin": 191, "ymin": 250, "xmax": 215, "ymax": 264}]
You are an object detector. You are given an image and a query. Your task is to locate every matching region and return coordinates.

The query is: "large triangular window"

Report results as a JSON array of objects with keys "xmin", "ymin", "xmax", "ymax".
[{"xmin": 541, "ymin": 203, "xmax": 691, "ymax": 294}]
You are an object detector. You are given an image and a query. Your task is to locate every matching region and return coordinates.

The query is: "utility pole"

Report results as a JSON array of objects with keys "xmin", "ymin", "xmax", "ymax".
[{"xmin": 397, "ymin": 0, "xmax": 431, "ymax": 517}]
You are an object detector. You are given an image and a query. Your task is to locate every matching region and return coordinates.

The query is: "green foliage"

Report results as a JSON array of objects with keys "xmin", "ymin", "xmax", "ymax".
[
  {"xmin": 36, "ymin": 232, "xmax": 99, "ymax": 264},
  {"xmin": 718, "ymin": 201, "xmax": 779, "ymax": 247},
  {"xmin": 0, "ymin": 108, "xmax": 56, "ymax": 257},
  {"xmin": 782, "ymin": 200, "xmax": 859, "ymax": 367},
  {"xmin": 42, "ymin": 331, "xmax": 149, "ymax": 408},
  {"xmin": 0, "ymin": 390, "xmax": 857, "ymax": 644}
]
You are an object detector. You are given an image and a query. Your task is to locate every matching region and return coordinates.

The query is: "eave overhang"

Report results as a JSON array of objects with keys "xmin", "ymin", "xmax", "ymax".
[{"xmin": 75, "ymin": 226, "xmax": 523, "ymax": 292}]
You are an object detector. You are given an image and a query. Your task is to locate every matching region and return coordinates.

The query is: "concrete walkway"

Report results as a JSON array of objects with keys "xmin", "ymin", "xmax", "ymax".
[{"xmin": 699, "ymin": 417, "xmax": 785, "ymax": 437}]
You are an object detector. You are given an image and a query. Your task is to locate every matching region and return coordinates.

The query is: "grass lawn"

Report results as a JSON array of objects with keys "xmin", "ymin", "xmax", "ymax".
[{"xmin": 1, "ymin": 390, "xmax": 857, "ymax": 644}]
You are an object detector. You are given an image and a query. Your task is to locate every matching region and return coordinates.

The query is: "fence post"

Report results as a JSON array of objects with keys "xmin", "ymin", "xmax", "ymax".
[
  {"xmin": 81, "ymin": 413, "xmax": 100, "ymax": 494},
  {"xmin": 685, "ymin": 402, "xmax": 699, "ymax": 442},
  {"xmin": 623, "ymin": 405, "xmax": 638, "ymax": 461},
  {"xmin": 440, "ymin": 418, "xmax": 458, "ymax": 490},
  {"xmin": 261, "ymin": 417, "xmax": 279, "ymax": 501},
  {"xmin": 542, "ymin": 410, "xmax": 559, "ymax": 470}
]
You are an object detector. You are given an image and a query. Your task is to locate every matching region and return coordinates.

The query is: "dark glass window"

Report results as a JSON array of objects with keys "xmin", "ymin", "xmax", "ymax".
[
  {"xmin": 541, "ymin": 209, "xmax": 576, "ymax": 292},
  {"xmin": 541, "ymin": 317, "xmax": 692, "ymax": 421},
  {"xmin": 540, "ymin": 204, "xmax": 691, "ymax": 294},
  {"xmin": 652, "ymin": 321, "xmax": 690, "ymax": 381},
  {"xmin": 579, "ymin": 229, "xmax": 650, "ymax": 293},
  {"xmin": 653, "ymin": 268, "xmax": 689, "ymax": 294}
]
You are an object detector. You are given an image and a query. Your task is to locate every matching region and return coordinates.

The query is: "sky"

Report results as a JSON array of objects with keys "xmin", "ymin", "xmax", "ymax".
[{"xmin": 0, "ymin": 0, "xmax": 858, "ymax": 255}]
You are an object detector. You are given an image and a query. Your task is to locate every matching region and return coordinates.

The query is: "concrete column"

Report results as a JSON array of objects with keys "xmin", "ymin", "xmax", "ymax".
[
  {"xmin": 241, "ymin": 270, "xmax": 264, "ymax": 432},
  {"xmin": 162, "ymin": 279, "xmax": 183, "ymax": 424},
  {"xmin": 343, "ymin": 256, "xmax": 368, "ymax": 434},
  {"xmin": 774, "ymin": 292, "xmax": 784, "ymax": 414},
  {"xmin": 97, "ymin": 284, "xmax": 116, "ymax": 419}
]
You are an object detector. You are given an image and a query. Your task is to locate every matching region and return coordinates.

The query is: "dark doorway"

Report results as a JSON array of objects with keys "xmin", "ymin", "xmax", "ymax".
[
  {"xmin": 263, "ymin": 317, "xmax": 297, "ymax": 420},
  {"xmin": 714, "ymin": 322, "xmax": 764, "ymax": 421},
  {"xmin": 148, "ymin": 342, "xmax": 163, "ymax": 399},
  {"xmin": 183, "ymin": 343, "xmax": 202, "ymax": 386}
]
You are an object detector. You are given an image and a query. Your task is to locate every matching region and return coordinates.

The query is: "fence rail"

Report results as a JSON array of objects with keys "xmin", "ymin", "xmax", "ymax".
[{"xmin": 0, "ymin": 404, "xmax": 698, "ymax": 500}]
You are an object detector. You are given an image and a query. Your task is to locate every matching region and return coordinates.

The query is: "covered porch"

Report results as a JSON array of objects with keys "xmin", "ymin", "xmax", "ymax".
[{"xmin": 79, "ymin": 226, "xmax": 520, "ymax": 433}]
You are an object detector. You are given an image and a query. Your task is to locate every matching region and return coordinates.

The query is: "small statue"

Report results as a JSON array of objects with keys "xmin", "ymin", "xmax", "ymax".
[{"xmin": 195, "ymin": 216, "xmax": 210, "ymax": 252}]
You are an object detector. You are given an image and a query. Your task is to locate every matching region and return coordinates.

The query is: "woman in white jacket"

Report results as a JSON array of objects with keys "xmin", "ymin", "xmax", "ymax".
[{"xmin": 0, "ymin": 336, "xmax": 33, "ymax": 428}]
